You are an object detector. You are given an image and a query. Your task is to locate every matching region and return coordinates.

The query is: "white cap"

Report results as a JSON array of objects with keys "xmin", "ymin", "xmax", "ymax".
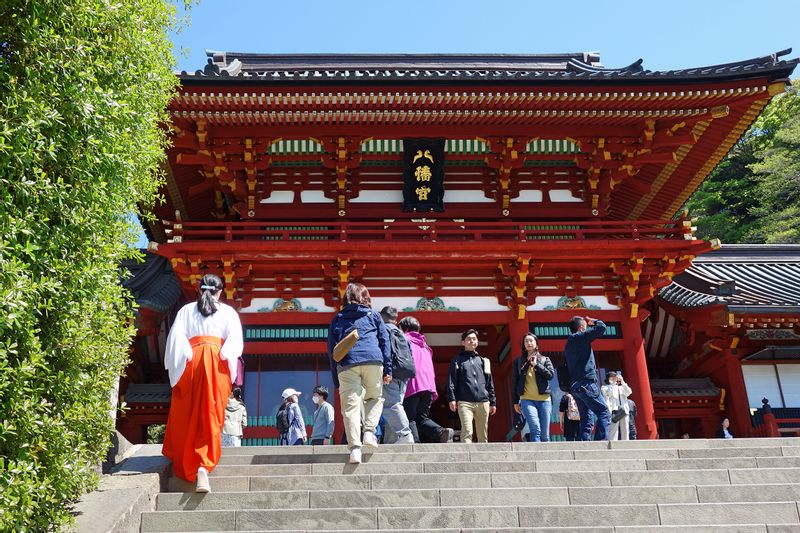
[{"xmin": 281, "ymin": 387, "xmax": 302, "ymax": 400}]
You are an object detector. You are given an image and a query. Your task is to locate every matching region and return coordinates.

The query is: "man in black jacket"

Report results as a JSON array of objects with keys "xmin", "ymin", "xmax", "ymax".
[{"xmin": 447, "ymin": 329, "xmax": 496, "ymax": 443}]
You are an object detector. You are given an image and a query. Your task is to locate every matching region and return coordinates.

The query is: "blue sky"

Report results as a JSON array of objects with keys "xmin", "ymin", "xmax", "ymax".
[{"xmin": 170, "ymin": 1, "xmax": 798, "ymax": 74}]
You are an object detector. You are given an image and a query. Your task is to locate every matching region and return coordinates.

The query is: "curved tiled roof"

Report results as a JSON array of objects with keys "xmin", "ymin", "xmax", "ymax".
[
  {"xmin": 179, "ymin": 49, "xmax": 798, "ymax": 84},
  {"xmin": 124, "ymin": 383, "xmax": 171, "ymax": 404},
  {"xmin": 122, "ymin": 253, "xmax": 182, "ymax": 314},
  {"xmin": 651, "ymin": 378, "xmax": 721, "ymax": 397},
  {"xmin": 658, "ymin": 245, "xmax": 800, "ymax": 313}
]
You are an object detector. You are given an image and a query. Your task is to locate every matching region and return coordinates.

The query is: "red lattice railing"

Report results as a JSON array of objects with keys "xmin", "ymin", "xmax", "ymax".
[{"xmin": 163, "ymin": 218, "xmax": 696, "ymax": 244}]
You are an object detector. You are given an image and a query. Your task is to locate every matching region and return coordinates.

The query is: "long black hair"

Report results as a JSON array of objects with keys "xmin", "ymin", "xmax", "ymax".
[
  {"xmin": 198, "ymin": 273, "xmax": 223, "ymax": 317},
  {"xmin": 520, "ymin": 332, "xmax": 539, "ymax": 358}
]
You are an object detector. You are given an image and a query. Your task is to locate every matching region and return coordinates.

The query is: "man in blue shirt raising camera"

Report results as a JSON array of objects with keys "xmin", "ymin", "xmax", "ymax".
[{"xmin": 565, "ymin": 316, "xmax": 611, "ymax": 441}]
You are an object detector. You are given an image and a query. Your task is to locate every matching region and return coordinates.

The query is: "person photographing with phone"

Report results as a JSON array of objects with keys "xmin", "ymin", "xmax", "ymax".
[
  {"xmin": 512, "ymin": 333, "xmax": 554, "ymax": 442},
  {"xmin": 601, "ymin": 371, "xmax": 633, "ymax": 440},
  {"xmin": 564, "ymin": 316, "xmax": 611, "ymax": 441}
]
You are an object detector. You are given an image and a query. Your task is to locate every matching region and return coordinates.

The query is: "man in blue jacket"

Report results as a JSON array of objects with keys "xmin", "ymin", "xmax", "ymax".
[{"xmin": 565, "ymin": 316, "xmax": 611, "ymax": 441}]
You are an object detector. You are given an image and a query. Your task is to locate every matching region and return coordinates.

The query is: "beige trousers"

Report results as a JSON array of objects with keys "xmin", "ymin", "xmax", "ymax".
[
  {"xmin": 457, "ymin": 401, "xmax": 490, "ymax": 443},
  {"xmin": 338, "ymin": 363, "xmax": 384, "ymax": 450}
]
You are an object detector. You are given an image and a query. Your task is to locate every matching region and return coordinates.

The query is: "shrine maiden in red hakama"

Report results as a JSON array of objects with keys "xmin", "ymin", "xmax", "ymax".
[{"xmin": 162, "ymin": 275, "xmax": 243, "ymax": 490}]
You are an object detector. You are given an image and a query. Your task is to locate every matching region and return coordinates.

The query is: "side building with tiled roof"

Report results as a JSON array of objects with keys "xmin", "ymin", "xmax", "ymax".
[{"xmin": 647, "ymin": 245, "xmax": 800, "ymax": 438}]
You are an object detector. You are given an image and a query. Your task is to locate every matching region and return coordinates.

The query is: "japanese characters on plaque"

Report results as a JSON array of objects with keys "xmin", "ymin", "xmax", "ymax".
[{"xmin": 402, "ymin": 138, "xmax": 445, "ymax": 212}]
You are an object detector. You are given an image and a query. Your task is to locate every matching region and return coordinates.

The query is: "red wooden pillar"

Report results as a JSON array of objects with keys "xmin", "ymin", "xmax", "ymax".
[
  {"xmin": 763, "ymin": 412, "xmax": 780, "ymax": 438},
  {"xmin": 496, "ymin": 311, "xmax": 529, "ymax": 440},
  {"xmin": 620, "ymin": 314, "xmax": 657, "ymax": 439},
  {"xmin": 721, "ymin": 349, "xmax": 751, "ymax": 438}
]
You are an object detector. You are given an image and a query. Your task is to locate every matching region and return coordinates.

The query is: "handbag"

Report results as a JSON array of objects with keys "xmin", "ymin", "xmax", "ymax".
[
  {"xmin": 611, "ymin": 408, "xmax": 628, "ymax": 423},
  {"xmin": 512, "ymin": 412, "xmax": 526, "ymax": 432},
  {"xmin": 332, "ymin": 328, "xmax": 359, "ymax": 362},
  {"xmin": 566, "ymin": 394, "xmax": 580, "ymax": 421}
]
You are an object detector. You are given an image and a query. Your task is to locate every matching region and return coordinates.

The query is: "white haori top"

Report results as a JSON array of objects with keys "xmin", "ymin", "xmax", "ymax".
[{"xmin": 164, "ymin": 302, "xmax": 244, "ymax": 387}]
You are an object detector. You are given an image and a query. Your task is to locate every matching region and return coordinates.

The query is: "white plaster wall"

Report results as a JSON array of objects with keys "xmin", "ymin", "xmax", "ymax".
[
  {"xmin": 425, "ymin": 333, "xmax": 488, "ymax": 347},
  {"xmin": 300, "ymin": 190, "xmax": 335, "ymax": 203},
  {"xmin": 259, "ymin": 191, "xmax": 295, "ymax": 204},
  {"xmin": 442, "ymin": 190, "xmax": 495, "ymax": 203},
  {"xmin": 510, "ymin": 190, "xmax": 543, "ymax": 203},
  {"xmin": 528, "ymin": 295, "xmax": 619, "ymax": 311},
  {"xmin": 548, "ymin": 189, "xmax": 583, "ymax": 202},
  {"xmin": 239, "ymin": 297, "xmax": 335, "ymax": 313},
  {"xmin": 371, "ymin": 296, "xmax": 507, "ymax": 313},
  {"xmin": 349, "ymin": 190, "xmax": 403, "ymax": 203}
]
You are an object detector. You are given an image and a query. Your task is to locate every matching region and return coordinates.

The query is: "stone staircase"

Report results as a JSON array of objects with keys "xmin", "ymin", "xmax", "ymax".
[{"xmin": 140, "ymin": 437, "xmax": 800, "ymax": 532}]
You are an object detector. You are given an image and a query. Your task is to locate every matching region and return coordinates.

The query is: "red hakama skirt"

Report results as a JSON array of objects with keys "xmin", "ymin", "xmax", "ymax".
[{"xmin": 162, "ymin": 336, "xmax": 232, "ymax": 482}]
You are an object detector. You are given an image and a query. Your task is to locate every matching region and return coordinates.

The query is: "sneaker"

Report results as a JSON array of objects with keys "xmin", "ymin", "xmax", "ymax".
[
  {"xmin": 195, "ymin": 467, "xmax": 211, "ymax": 493},
  {"xmin": 363, "ymin": 431, "xmax": 379, "ymax": 449},
  {"xmin": 349, "ymin": 447, "xmax": 362, "ymax": 464},
  {"xmin": 396, "ymin": 433, "xmax": 415, "ymax": 444},
  {"xmin": 439, "ymin": 427, "xmax": 454, "ymax": 443}
]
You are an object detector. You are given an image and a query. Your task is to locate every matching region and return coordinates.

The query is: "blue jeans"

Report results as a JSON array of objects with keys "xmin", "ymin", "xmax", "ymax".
[
  {"xmin": 520, "ymin": 399, "xmax": 552, "ymax": 442},
  {"xmin": 571, "ymin": 379, "xmax": 611, "ymax": 441},
  {"xmin": 382, "ymin": 378, "xmax": 414, "ymax": 443}
]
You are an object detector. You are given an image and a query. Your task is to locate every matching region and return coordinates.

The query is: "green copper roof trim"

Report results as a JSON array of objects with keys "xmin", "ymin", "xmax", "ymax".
[
  {"xmin": 524, "ymin": 160, "xmax": 576, "ymax": 167},
  {"xmin": 530, "ymin": 322, "xmax": 622, "ymax": 339},
  {"xmin": 527, "ymin": 139, "xmax": 580, "ymax": 154},
  {"xmin": 270, "ymin": 139, "xmax": 325, "ymax": 155},
  {"xmin": 244, "ymin": 325, "xmax": 328, "ymax": 341}
]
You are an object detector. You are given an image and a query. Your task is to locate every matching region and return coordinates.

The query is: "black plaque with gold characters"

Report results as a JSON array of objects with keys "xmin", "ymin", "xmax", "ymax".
[{"xmin": 402, "ymin": 138, "xmax": 445, "ymax": 212}]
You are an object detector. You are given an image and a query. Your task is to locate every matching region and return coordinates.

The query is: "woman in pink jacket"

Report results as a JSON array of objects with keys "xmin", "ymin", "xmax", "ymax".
[{"xmin": 400, "ymin": 316, "xmax": 454, "ymax": 443}]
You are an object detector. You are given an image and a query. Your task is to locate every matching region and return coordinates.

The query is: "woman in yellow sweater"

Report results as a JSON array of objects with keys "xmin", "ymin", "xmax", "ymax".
[{"xmin": 512, "ymin": 333, "xmax": 555, "ymax": 442}]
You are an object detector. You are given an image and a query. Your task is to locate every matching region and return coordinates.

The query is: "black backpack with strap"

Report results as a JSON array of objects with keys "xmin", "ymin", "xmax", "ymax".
[
  {"xmin": 275, "ymin": 401, "xmax": 291, "ymax": 435},
  {"xmin": 387, "ymin": 325, "xmax": 416, "ymax": 380},
  {"xmin": 557, "ymin": 359, "xmax": 571, "ymax": 393}
]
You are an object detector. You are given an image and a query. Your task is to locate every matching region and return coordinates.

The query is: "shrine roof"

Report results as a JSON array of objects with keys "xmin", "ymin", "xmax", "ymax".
[
  {"xmin": 122, "ymin": 253, "xmax": 182, "ymax": 314},
  {"xmin": 124, "ymin": 383, "xmax": 171, "ymax": 404},
  {"xmin": 650, "ymin": 378, "xmax": 721, "ymax": 397},
  {"xmin": 658, "ymin": 245, "xmax": 800, "ymax": 313},
  {"xmin": 180, "ymin": 49, "xmax": 798, "ymax": 84}
]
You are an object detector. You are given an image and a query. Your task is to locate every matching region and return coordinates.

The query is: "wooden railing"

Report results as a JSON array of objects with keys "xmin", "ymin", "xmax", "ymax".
[
  {"xmin": 164, "ymin": 218, "xmax": 695, "ymax": 244},
  {"xmin": 750, "ymin": 403, "xmax": 800, "ymax": 437}
]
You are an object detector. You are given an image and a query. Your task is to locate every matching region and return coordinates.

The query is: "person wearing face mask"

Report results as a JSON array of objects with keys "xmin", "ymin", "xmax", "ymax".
[{"xmin": 310, "ymin": 385, "xmax": 335, "ymax": 445}]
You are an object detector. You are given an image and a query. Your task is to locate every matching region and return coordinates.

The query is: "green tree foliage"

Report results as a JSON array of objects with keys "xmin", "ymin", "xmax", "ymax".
[
  {"xmin": 0, "ymin": 1, "xmax": 180, "ymax": 529},
  {"xmin": 686, "ymin": 79, "xmax": 800, "ymax": 243},
  {"xmin": 749, "ymin": 80, "xmax": 800, "ymax": 243}
]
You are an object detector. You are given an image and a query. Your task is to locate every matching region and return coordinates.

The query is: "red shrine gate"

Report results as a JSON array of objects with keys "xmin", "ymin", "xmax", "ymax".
[{"xmin": 139, "ymin": 50, "xmax": 797, "ymax": 442}]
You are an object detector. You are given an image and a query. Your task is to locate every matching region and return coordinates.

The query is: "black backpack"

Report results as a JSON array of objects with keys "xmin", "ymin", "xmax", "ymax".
[
  {"xmin": 387, "ymin": 325, "xmax": 416, "ymax": 380},
  {"xmin": 557, "ymin": 359, "xmax": 571, "ymax": 393},
  {"xmin": 276, "ymin": 401, "xmax": 291, "ymax": 435}
]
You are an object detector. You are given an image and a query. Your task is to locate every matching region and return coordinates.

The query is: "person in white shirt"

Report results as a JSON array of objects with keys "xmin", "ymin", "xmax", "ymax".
[
  {"xmin": 162, "ymin": 273, "xmax": 243, "ymax": 493},
  {"xmin": 600, "ymin": 371, "xmax": 632, "ymax": 441}
]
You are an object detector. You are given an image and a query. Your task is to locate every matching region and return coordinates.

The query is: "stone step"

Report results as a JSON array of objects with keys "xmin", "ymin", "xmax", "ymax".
[
  {"xmin": 157, "ymin": 483, "xmax": 800, "ymax": 511},
  {"xmin": 140, "ymin": 501, "xmax": 800, "ymax": 531},
  {"xmin": 208, "ymin": 455, "xmax": 800, "ymax": 478},
  {"xmin": 156, "ymin": 484, "xmax": 800, "ymax": 511},
  {"xmin": 607, "ymin": 438, "xmax": 800, "ymax": 450},
  {"xmin": 171, "ymin": 467, "xmax": 800, "ymax": 493},
  {"xmin": 214, "ymin": 438, "xmax": 800, "ymax": 458},
  {"xmin": 216, "ymin": 447, "xmax": 799, "ymax": 467},
  {"xmin": 131, "ymin": 524, "xmax": 797, "ymax": 533}
]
